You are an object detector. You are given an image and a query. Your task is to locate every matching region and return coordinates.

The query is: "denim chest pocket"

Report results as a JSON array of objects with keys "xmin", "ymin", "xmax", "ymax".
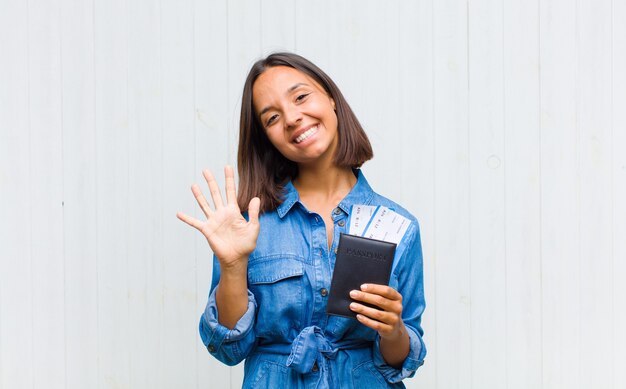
[{"xmin": 248, "ymin": 255, "xmax": 305, "ymax": 337}]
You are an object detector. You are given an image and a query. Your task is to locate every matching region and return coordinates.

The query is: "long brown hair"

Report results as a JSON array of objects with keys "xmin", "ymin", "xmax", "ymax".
[{"xmin": 237, "ymin": 52, "xmax": 373, "ymax": 213}]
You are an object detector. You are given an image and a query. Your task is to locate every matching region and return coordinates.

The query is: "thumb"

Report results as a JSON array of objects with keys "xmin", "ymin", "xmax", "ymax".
[{"xmin": 247, "ymin": 197, "xmax": 261, "ymax": 225}]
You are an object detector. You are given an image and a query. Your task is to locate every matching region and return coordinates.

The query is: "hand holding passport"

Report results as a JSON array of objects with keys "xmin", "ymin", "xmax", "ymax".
[{"xmin": 326, "ymin": 205, "xmax": 411, "ymax": 318}]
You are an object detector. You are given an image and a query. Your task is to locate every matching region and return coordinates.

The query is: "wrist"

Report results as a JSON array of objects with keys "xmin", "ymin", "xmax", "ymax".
[
  {"xmin": 380, "ymin": 322, "xmax": 409, "ymax": 344},
  {"xmin": 378, "ymin": 323, "xmax": 410, "ymax": 368},
  {"xmin": 219, "ymin": 256, "xmax": 249, "ymax": 276}
]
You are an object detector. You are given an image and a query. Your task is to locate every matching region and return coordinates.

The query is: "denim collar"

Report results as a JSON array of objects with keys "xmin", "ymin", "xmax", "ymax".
[{"xmin": 276, "ymin": 169, "xmax": 374, "ymax": 219}]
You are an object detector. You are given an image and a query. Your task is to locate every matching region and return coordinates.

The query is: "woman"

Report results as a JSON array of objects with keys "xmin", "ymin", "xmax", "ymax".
[{"xmin": 177, "ymin": 52, "xmax": 426, "ymax": 388}]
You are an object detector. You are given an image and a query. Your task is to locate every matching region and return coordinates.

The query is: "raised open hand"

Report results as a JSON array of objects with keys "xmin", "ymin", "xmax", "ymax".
[{"xmin": 176, "ymin": 166, "xmax": 260, "ymax": 270}]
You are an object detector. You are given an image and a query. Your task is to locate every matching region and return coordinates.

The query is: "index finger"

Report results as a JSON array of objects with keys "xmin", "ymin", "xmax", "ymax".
[{"xmin": 359, "ymin": 284, "xmax": 402, "ymax": 301}]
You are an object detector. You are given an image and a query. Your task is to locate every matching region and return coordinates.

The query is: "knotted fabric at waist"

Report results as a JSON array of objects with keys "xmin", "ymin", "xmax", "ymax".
[{"xmin": 255, "ymin": 326, "xmax": 371, "ymax": 374}]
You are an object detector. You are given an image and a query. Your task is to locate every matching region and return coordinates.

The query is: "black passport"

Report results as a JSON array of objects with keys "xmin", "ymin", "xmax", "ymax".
[{"xmin": 327, "ymin": 233, "xmax": 396, "ymax": 319}]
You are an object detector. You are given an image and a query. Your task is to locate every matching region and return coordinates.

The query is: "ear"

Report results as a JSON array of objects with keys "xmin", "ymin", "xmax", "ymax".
[{"xmin": 331, "ymin": 98, "xmax": 336, "ymax": 111}]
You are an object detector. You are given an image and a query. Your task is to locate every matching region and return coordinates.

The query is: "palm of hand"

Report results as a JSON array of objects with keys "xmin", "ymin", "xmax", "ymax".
[
  {"xmin": 177, "ymin": 166, "xmax": 261, "ymax": 268},
  {"xmin": 201, "ymin": 203, "xmax": 259, "ymax": 265}
]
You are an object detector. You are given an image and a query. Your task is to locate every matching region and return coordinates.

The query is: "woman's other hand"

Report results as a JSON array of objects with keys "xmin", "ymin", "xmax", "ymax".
[
  {"xmin": 349, "ymin": 284, "xmax": 410, "ymax": 367},
  {"xmin": 176, "ymin": 166, "xmax": 260, "ymax": 270}
]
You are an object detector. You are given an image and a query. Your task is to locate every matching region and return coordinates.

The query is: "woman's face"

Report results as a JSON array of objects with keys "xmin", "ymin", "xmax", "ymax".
[{"xmin": 252, "ymin": 66, "xmax": 338, "ymax": 167}]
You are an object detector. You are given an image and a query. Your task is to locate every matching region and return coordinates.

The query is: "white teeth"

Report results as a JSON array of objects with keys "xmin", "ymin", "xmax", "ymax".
[{"xmin": 295, "ymin": 126, "xmax": 318, "ymax": 144}]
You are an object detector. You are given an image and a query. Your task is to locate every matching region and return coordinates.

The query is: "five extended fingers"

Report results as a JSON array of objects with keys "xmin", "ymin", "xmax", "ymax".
[{"xmin": 178, "ymin": 166, "xmax": 251, "ymax": 231}]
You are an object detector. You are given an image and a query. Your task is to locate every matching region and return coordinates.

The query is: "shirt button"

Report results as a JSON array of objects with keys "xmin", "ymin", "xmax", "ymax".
[
  {"xmin": 207, "ymin": 345, "xmax": 216, "ymax": 353},
  {"xmin": 312, "ymin": 362, "xmax": 319, "ymax": 372},
  {"xmin": 320, "ymin": 288, "xmax": 328, "ymax": 297},
  {"xmin": 333, "ymin": 207, "xmax": 341, "ymax": 215},
  {"xmin": 338, "ymin": 220, "xmax": 345, "ymax": 227},
  {"xmin": 334, "ymin": 248, "xmax": 338, "ymax": 254}
]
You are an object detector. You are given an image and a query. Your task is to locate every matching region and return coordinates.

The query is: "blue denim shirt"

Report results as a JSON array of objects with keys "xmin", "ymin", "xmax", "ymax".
[{"xmin": 199, "ymin": 170, "xmax": 426, "ymax": 388}]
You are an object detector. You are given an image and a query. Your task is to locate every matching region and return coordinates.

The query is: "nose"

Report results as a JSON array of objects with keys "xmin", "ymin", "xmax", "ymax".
[{"xmin": 283, "ymin": 104, "xmax": 302, "ymax": 128}]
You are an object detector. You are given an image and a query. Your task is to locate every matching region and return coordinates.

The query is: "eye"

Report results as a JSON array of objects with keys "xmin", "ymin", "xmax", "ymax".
[
  {"xmin": 266, "ymin": 114, "xmax": 278, "ymax": 126},
  {"xmin": 295, "ymin": 93, "xmax": 310, "ymax": 102}
]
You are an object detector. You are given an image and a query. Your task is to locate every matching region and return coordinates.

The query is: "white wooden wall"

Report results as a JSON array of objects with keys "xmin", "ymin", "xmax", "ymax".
[{"xmin": 1, "ymin": 0, "xmax": 624, "ymax": 388}]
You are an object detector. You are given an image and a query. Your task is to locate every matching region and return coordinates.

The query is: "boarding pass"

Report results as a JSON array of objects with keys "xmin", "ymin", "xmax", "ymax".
[{"xmin": 348, "ymin": 204, "xmax": 411, "ymax": 245}]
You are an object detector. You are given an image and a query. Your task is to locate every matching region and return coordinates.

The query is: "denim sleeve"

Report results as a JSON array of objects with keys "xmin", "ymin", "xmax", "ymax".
[
  {"xmin": 198, "ymin": 255, "xmax": 257, "ymax": 366},
  {"xmin": 372, "ymin": 222, "xmax": 427, "ymax": 383}
]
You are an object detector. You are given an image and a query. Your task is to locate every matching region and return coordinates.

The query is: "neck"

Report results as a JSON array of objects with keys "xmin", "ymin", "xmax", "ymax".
[{"xmin": 293, "ymin": 164, "xmax": 357, "ymax": 203}]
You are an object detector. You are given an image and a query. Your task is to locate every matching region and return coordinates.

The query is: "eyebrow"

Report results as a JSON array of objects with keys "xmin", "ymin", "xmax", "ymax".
[{"xmin": 258, "ymin": 83, "xmax": 310, "ymax": 117}]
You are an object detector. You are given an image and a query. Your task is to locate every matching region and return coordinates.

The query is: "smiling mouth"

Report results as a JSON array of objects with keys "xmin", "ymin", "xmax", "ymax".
[{"xmin": 294, "ymin": 126, "xmax": 319, "ymax": 144}]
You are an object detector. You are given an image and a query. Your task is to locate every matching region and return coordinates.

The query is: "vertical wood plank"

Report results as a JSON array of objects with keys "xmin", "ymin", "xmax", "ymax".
[
  {"xmin": 0, "ymin": 0, "xmax": 34, "ymax": 387},
  {"xmin": 613, "ymin": 2, "xmax": 626, "ymax": 388},
  {"xmin": 127, "ymin": 0, "xmax": 163, "ymax": 388},
  {"xmin": 294, "ymin": 0, "xmax": 330, "ymax": 64},
  {"xmin": 577, "ymin": 0, "xmax": 613, "ymax": 387},
  {"xmin": 193, "ymin": 0, "xmax": 232, "ymax": 387},
  {"xmin": 60, "ymin": 0, "xmax": 99, "ymax": 386},
  {"xmin": 324, "ymin": 1, "xmax": 402, "ymax": 199},
  {"xmin": 467, "ymin": 0, "xmax": 507, "ymax": 387},
  {"xmin": 325, "ymin": 0, "xmax": 356, "ymax": 100},
  {"xmin": 396, "ymin": 0, "xmax": 436, "ymax": 387},
  {"xmin": 227, "ymin": 0, "xmax": 262, "ymax": 164},
  {"xmin": 260, "ymin": 0, "xmax": 295, "ymax": 53},
  {"xmin": 613, "ymin": 0, "xmax": 626, "ymax": 387},
  {"xmin": 94, "ymin": 0, "xmax": 130, "ymax": 386},
  {"xmin": 540, "ymin": 0, "xmax": 580, "ymax": 387},
  {"xmin": 28, "ymin": 0, "xmax": 66, "ymax": 386},
  {"xmin": 160, "ymin": 0, "xmax": 197, "ymax": 386},
  {"xmin": 324, "ymin": 0, "xmax": 374, "ymax": 133},
  {"xmin": 503, "ymin": 0, "xmax": 543, "ymax": 387},
  {"xmin": 353, "ymin": 1, "xmax": 402, "ymax": 196},
  {"xmin": 433, "ymin": 0, "xmax": 472, "ymax": 387},
  {"xmin": 226, "ymin": 3, "xmax": 262, "ymax": 383}
]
